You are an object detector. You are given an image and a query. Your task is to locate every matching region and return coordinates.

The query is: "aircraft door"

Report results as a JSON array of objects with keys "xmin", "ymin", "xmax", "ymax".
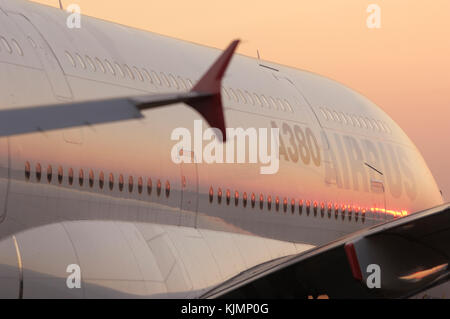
[
  {"xmin": 179, "ymin": 150, "xmax": 198, "ymax": 228},
  {"xmin": 7, "ymin": 13, "xmax": 73, "ymax": 101}
]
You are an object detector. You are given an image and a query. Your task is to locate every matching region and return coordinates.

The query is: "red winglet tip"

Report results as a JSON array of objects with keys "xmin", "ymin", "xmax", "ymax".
[
  {"xmin": 188, "ymin": 40, "xmax": 240, "ymax": 142},
  {"xmin": 345, "ymin": 242, "xmax": 363, "ymax": 281},
  {"xmin": 192, "ymin": 39, "xmax": 240, "ymax": 94}
]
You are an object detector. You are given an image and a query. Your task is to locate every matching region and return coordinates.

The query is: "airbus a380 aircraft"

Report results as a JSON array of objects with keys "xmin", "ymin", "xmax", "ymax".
[{"xmin": 0, "ymin": 0, "xmax": 448, "ymax": 299}]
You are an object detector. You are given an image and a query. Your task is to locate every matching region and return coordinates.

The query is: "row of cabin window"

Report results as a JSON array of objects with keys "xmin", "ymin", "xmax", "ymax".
[
  {"xmin": 319, "ymin": 107, "xmax": 391, "ymax": 134},
  {"xmin": 65, "ymin": 51, "xmax": 195, "ymax": 90},
  {"xmin": 208, "ymin": 186, "xmax": 375, "ymax": 223},
  {"xmin": 222, "ymin": 87, "xmax": 294, "ymax": 113},
  {"xmin": 0, "ymin": 36, "xmax": 23, "ymax": 56},
  {"xmin": 24, "ymin": 162, "xmax": 170, "ymax": 197},
  {"xmin": 65, "ymin": 51, "xmax": 293, "ymax": 114}
]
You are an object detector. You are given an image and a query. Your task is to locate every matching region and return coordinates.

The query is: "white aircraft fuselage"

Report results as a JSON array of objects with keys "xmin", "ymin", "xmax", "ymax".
[{"xmin": 0, "ymin": 0, "xmax": 444, "ymax": 298}]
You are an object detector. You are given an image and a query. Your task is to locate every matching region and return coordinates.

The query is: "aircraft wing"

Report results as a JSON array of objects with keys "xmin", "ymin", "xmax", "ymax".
[
  {"xmin": 202, "ymin": 203, "xmax": 450, "ymax": 299},
  {"xmin": 0, "ymin": 40, "xmax": 239, "ymax": 141}
]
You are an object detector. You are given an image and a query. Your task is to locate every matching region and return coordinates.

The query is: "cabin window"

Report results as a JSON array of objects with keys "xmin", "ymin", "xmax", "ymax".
[
  {"xmin": 58, "ymin": 166, "xmax": 63, "ymax": 184},
  {"xmin": 228, "ymin": 88, "xmax": 238, "ymax": 102},
  {"xmin": 156, "ymin": 179, "xmax": 161, "ymax": 196},
  {"xmin": 128, "ymin": 176, "xmax": 134, "ymax": 193},
  {"xmin": 138, "ymin": 177, "xmax": 143, "ymax": 194},
  {"xmin": 95, "ymin": 57, "xmax": 106, "ymax": 73},
  {"xmin": 88, "ymin": 170, "xmax": 94, "ymax": 188},
  {"xmin": 291, "ymin": 199, "xmax": 296, "ymax": 214},
  {"xmin": 364, "ymin": 117, "xmax": 373, "ymax": 129},
  {"xmin": 363, "ymin": 117, "xmax": 372, "ymax": 129},
  {"xmin": 243, "ymin": 192, "xmax": 248, "ymax": 207},
  {"xmin": 151, "ymin": 71, "xmax": 161, "ymax": 85},
  {"xmin": 260, "ymin": 95, "xmax": 269, "ymax": 108},
  {"xmin": 319, "ymin": 108, "xmax": 328, "ymax": 120},
  {"xmin": 142, "ymin": 69, "xmax": 152, "ymax": 83},
  {"xmin": 68, "ymin": 168, "xmax": 74, "ymax": 185},
  {"xmin": 324, "ymin": 109, "xmax": 333, "ymax": 120},
  {"xmin": 306, "ymin": 200, "xmax": 311, "ymax": 216},
  {"xmin": 47, "ymin": 165, "xmax": 52, "ymax": 183},
  {"xmin": 253, "ymin": 93, "xmax": 261, "ymax": 106},
  {"xmin": 268, "ymin": 96, "xmax": 277, "ymax": 110},
  {"xmin": 186, "ymin": 79, "xmax": 194, "ymax": 89},
  {"xmin": 221, "ymin": 86, "xmax": 229, "ymax": 99},
  {"xmin": 75, "ymin": 53, "xmax": 86, "ymax": 69},
  {"xmin": 109, "ymin": 173, "xmax": 114, "ymax": 190},
  {"xmin": 283, "ymin": 198, "xmax": 288, "ymax": 213},
  {"xmin": 119, "ymin": 174, "xmax": 124, "ymax": 192},
  {"xmin": 124, "ymin": 64, "xmax": 134, "ymax": 79},
  {"xmin": 236, "ymin": 89, "xmax": 246, "ymax": 103},
  {"xmin": 352, "ymin": 115, "xmax": 361, "ymax": 127},
  {"xmin": 217, "ymin": 187, "xmax": 222, "ymax": 204},
  {"xmin": 245, "ymin": 91, "xmax": 254, "ymax": 105},
  {"xmin": 343, "ymin": 113, "xmax": 352, "ymax": 126},
  {"xmin": 85, "ymin": 55, "xmax": 96, "ymax": 71},
  {"xmin": 104, "ymin": 59, "xmax": 115, "ymax": 75},
  {"xmin": 178, "ymin": 76, "xmax": 186, "ymax": 90},
  {"xmin": 299, "ymin": 199, "xmax": 304, "ymax": 215},
  {"xmin": 267, "ymin": 195, "xmax": 272, "ymax": 210},
  {"xmin": 209, "ymin": 186, "xmax": 214, "ymax": 203},
  {"xmin": 133, "ymin": 67, "xmax": 144, "ymax": 81},
  {"xmin": 79, "ymin": 169, "xmax": 84, "ymax": 186},
  {"xmin": 99, "ymin": 171, "xmax": 104, "ymax": 189},
  {"xmin": 359, "ymin": 116, "xmax": 367, "ymax": 129},
  {"xmin": 168, "ymin": 74, "xmax": 179, "ymax": 89},
  {"xmin": 36, "ymin": 163, "xmax": 42, "ymax": 182},
  {"xmin": 275, "ymin": 196, "xmax": 280, "ymax": 211},
  {"xmin": 327, "ymin": 203, "xmax": 332, "ymax": 218},
  {"xmin": 313, "ymin": 201, "xmax": 318, "ymax": 216},
  {"xmin": 368, "ymin": 119, "xmax": 376, "ymax": 130},
  {"xmin": 160, "ymin": 72, "xmax": 170, "ymax": 87},
  {"xmin": 338, "ymin": 112, "xmax": 347, "ymax": 125},
  {"xmin": 25, "ymin": 161, "xmax": 30, "ymax": 181},
  {"xmin": 2, "ymin": 38, "xmax": 13, "ymax": 54},
  {"xmin": 65, "ymin": 51, "xmax": 76, "ymax": 67},
  {"xmin": 284, "ymin": 99, "xmax": 293, "ymax": 112},
  {"xmin": 332, "ymin": 111, "xmax": 340, "ymax": 122},
  {"xmin": 259, "ymin": 193, "xmax": 264, "ymax": 210},
  {"xmin": 377, "ymin": 120, "xmax": 386, "ymax": 132},
  {"xmin": 114, "ymin": 62, "xmax": 124, "ymax": 77},
  {"xmin": 165, "ymin": 180, "xmax": 170, "ymax": 197},
  {"xmin": 277, "ymin": 98, "xmax": 284, "ymax": 111},
  {"xmin": 234, "ymin": 190, "xmax": 239, "ymax": 206},
  {"xmin": 251, "ymin": 193, "xmax": 255, "ymax": 208},
  {"xmin": 226, "ymin": 189, "xmax": 231, "ymax": 205}
]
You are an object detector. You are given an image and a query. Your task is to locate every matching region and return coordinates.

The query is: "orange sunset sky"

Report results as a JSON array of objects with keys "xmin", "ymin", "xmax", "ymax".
[{"xmin": 32, "ymin": 0, "xmax": 450, "ymax": 201}]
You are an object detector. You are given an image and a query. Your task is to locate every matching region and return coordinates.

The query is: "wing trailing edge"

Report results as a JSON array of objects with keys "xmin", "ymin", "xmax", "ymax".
[{"xmin": 202, "ymin": 203, "xmax": 450, "ymax": 299}]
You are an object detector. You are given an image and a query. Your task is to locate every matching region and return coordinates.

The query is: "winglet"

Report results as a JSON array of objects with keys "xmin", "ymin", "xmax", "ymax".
[
  {"xmin": 187, "ymin": 40, "xmax": 240, "ymax": 142},
  {"xmin": 344, "ymin": 242, "xmax": 363, "ymax": 281}
]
